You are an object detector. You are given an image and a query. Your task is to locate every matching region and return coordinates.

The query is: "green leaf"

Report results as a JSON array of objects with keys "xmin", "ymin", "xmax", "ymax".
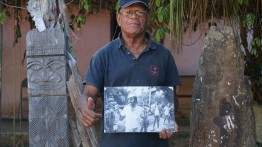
[
  {"xmin": 157, "ymin": 7, "xmax": 164, "ymax": 23},
  {"xmin": 254, "ymin": 38, "xmax": 261, "ymax": 47},
  {"xmin": 155, "ymin": 0, "xmax": 162, "ymax": 7},
  {"xmin": 155, "ymin": 30, "xmax": 161, "ymax": 42},
  {"xmin": 115, "ymin": 0, "xmax": 120, "ymax": 11},
  {"xmin": 244, "ymin": 14, "xmax": 255, "ymax": 27},
  {"xmin": 252, "ymin": 47, "xmax": 257, "ymax": 56},
  {"xmin": 155, "ymin": 28, "xmax": 166, "ymax": 42},
  {"xmin": 81, "ymin": 0, "xmax": 91, "ymax": 12},
  {"xmin": 162, "ymin": 8, "xmax": 169, "ymax": 19},
  {"xmin": 84, "ymin": 4, "xmax": 91, "ymax": 12},
  {"xmin": 251, "ymin": 37, "xmax": 261, "ymax": 54},
  {"xmin": 0, "ymin": 12, "xmax": 7, "ymax": 24},
  {"xmin": 157, "ymin": 7, "xmax": 169, "ymax": 23},
  {"xmin": 157, "ymin": 13, "xmax": 164, "ymax": 23},
  {"xmin": 76, "ymin": 16, "xmax": 86, "ymax": 28}
]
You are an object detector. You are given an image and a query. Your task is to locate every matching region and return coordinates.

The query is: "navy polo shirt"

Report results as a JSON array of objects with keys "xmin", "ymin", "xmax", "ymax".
[{"xmin": 84, "ymin": 33, "xmax": 181, "ymax": 147}]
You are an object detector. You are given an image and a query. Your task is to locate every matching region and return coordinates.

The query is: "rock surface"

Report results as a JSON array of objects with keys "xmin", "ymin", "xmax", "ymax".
[{"xmin": 190, "ymin": 26, "xmax": 256, "ymax": 147}]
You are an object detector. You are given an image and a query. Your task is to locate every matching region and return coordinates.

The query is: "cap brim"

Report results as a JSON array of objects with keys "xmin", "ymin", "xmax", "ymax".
[
  {"xmin": 118, "ymin": 1, "xmax": 149, "ymax": 12},
  {"xmin": 122, "ymin": 1, "xmax": 148, "ymax": 8}
]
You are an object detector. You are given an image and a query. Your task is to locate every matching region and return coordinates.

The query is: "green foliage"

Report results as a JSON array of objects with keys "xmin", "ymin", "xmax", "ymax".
[
  {"xmin": 251, "ymin": 37, "xmax": 261, "ymax": 56},
  {"xmin": 69, "ymin": 15, "xmax": 86, "ymax": 32},
  {"xmin": 244, "ymin": 14, "xmax": 255, "ymax": 27},
  {"xmin": 81, "ymin": 0, "xmax": 91, "ymax": 12},
  {"xmin": 242, "ymin": 8, "xmax": 262, "ymax": 104},
  {"xmin": 68, "ymin": 0, "xmax": 91, "ymax": 31},
  {"xmin": 148, "ymin": 0, "xmax": 171, "ymax": 43},
  {"xmin": 155, "ymin": 0, "xmax": 164, "ymax": 7},
  {"xmin": 0, "ymin": 12, "xmax": 7, "ymax": 24},
  {"xmin": 76, "ymin": 16, "xmax": 86, "ymax": 31},
  {"xmin": 157, "ymin": 7, "xmax": 169, "ymax": 23},
  {"xmin": 155, "ymin": 28, "xmax": 169, "ymax": 42},
  {"xmin": 115, "ymin": 0, "xmax": 120, "ymax": 12},
  {"xmin": 76, "ymin": 16, "xmax": 85, "ymax": 26}
]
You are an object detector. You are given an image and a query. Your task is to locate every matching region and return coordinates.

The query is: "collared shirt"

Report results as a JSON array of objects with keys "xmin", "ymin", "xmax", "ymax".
[
  {"xmin": 84, "ymin": 32, "xmax": 181, "ymax": 147},
  {"xmin": 121, "ymin": 104, "xmax": 143, "ymax": 131}
]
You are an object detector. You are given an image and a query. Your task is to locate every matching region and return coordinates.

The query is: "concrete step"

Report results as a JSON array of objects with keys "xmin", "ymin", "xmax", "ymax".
[{"xmin": 0, "ymin": 118, "xmax": 29, "ymax": 147}]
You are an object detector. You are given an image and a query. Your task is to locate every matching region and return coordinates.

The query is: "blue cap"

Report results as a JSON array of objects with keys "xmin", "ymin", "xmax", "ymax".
[{"xmin": 118, "ymin": 0, "xmax": 149, "ymax": 12}]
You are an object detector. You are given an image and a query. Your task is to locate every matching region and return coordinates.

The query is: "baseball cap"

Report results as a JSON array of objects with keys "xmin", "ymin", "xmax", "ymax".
[{"xmin": 118, "ymin": 0, "xmax": 149, "ymax": 12}]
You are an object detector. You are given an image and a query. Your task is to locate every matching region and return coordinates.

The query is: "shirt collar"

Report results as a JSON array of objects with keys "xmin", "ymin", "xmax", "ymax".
[{"xmin": 117, "ymin": 32, "xmax": 156, "ymax": 50}]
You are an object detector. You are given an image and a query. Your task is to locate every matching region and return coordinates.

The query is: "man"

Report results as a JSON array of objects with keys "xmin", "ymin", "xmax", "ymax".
[
  {"xmin": 163, "ymin": 103, "xmax": 171, "ymax": 125},
  {"xmin": 140, "ymin": 104, "xmax": 150, "ymax": 132},
  {"xmin": 152, "ymin": 103, "xmax": 161, "ymax": 131},
  {"xmin": 79, "ymin": 0, "xmax": 181, "ymax": 146},
  {"xmin": 120, "ymin": 96, "xmax": 143, "ymax": 132},
  {"xmin": 104, "ymin": 99, "xmax": 117, "ymax": 132}
]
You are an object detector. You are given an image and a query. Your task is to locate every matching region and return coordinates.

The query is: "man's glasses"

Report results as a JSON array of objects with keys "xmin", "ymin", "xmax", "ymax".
[{"xmin": 119, "ymin": 10, "xmax": 148, "ymax": 18}]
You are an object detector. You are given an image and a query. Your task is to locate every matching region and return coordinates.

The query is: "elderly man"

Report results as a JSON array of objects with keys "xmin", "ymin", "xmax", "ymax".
[{"xmin": 78, "ymin": 0, "xmax": 181, "ymax": 146}]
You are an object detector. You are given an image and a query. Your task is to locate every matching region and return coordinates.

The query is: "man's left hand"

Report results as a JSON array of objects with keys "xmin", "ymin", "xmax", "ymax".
[
  {"xmin": 159, "ymin": 121, "xmax": 179, "ymax": 139},
  {"xmin": 159, "ymin": 129, "xmax": 172, "ymax": 139}
]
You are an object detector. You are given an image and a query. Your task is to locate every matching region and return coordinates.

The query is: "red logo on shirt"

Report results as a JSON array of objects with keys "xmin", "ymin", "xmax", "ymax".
[{"xmin": 150, "ymin": 65, "xmax": 159, "ymax": 76}]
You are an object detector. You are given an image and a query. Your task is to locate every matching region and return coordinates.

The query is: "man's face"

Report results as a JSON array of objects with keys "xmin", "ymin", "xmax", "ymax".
[
  {"xmin": 117, "ymin": 3, "xmax": 149, "ymax": 37},
  {"xmin": 128, "ymin": 96, "xmax": 134, "ymax": 103},
  {"xmin": 128, "ymin": 96, "xmax": 137, "ymax": 106}
]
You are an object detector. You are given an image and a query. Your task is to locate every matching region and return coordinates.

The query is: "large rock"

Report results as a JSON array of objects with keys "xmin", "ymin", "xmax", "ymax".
[{"xmin": 190, "ymin": 26, "xmax": 256, "ymax": 147}]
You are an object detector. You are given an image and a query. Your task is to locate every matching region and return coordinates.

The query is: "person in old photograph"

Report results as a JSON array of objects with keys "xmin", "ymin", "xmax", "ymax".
[
  {"xmin": 120, "ymin": 95, "xmax": 143, "ymax": 132},
  {"xmin": 140, "ymin": 104, "xmax": 150, "ymax": 132},
  {"xmin": 152, "ymin": 102, "xmax": 161, "ymax": 131},
  {"xmin": 104, "ymin": 99, "xmax": 117, "ymax": 132},
  {"xmin": 163, "ymin": 103, "xmax": 171, "ymax": 125},
  {"xmin": 112, "ymin": 103, "xmax": 122, "ymax": 132},
  {"xmin": 78, "ymin": 0, "xmax": 181, "ymax": 146}
]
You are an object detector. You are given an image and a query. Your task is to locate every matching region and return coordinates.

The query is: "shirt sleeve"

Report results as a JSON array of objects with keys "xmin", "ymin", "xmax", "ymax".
[{"xmin": 83, "ymin": 51, "xmax": 105, "ymax": 91}]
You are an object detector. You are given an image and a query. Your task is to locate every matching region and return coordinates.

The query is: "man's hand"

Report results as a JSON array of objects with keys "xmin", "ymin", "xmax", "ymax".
[
  {"xmin": 81, "ymin": 97, "xmax": 102, "ymax": 128},
  {"xmin": 159, "ymin": 121, "xmax": 179, "ymax": 139}
]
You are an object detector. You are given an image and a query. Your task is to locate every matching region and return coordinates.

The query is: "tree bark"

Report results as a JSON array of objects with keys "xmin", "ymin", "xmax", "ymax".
[
  {"xmin": 190, "ymin": 26, "xmax": 257, "ymax": 147},
  {"xmin": 67, "ymin": 59, "xmax": 98, "ymax": 147}
]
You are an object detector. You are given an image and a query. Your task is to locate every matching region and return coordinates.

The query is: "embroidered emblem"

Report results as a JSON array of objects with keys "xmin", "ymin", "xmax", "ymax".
[{"xmin": 150, "ymin": 65, "xmax": 159, "ymax": 76}]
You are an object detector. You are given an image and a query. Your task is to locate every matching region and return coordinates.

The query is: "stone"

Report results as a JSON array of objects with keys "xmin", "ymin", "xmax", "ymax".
[{"xmin": 190, "ymin": 26, "xmax": 256, "ymax": 147}]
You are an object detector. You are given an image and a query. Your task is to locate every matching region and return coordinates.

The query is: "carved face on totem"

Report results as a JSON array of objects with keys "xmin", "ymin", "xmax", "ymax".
[{"xmin": 27, "ymin": 56, "xmax": 66, "ymax": 96}]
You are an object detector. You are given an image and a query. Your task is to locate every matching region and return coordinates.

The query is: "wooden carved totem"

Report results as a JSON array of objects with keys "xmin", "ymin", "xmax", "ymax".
[
  {"xmin": 26, "ymin": 0, "xmax": 69, "ymax": 146},
  {"xmin": 26, "ymin": 28, "xmax": 68, "ymax": 147}
]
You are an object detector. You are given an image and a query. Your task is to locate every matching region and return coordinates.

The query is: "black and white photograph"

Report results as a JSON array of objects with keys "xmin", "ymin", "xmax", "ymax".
[{"xmin": 104, "ymin": 86, "xmax": 175, "ymax": 133}]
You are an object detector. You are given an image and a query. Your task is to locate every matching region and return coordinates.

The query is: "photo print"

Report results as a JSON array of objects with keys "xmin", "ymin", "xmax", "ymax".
[{"xmin": 104, "ymin": 86, "xmax": 175, "ymax": 133}]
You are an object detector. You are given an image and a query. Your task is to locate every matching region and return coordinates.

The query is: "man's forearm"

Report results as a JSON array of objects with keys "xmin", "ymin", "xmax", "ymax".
[{"xmin": 78, "ymin": 85, "xmax": 100, "ymax": 112}]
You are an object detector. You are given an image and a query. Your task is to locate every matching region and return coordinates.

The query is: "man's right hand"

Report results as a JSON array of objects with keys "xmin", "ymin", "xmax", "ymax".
[{"xmin": 81, "ymin": 97, "xmax": 102, "ymax": 128}]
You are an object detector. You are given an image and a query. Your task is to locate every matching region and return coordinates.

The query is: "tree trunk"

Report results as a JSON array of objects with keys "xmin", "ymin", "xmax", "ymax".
[
  {"xmin": 190, "ymin": 26, "xmax": 257, "ymax": 147},
  {"xmin": 67, "ymin": 59, "xmax": 98, "ymax": 147}
]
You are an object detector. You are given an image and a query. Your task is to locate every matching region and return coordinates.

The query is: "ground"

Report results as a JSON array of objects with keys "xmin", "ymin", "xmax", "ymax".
[{"xmin": 0, "ymin": 117, "xmax": 190, "ymax": 147}]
